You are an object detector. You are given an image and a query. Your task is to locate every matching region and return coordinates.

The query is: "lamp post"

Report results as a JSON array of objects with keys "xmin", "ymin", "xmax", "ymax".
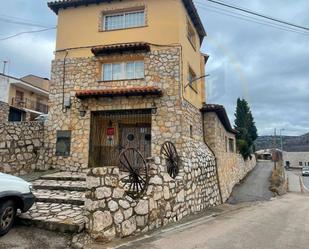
[{"xmin": 184, "ymin": 74, "xmax": 210, "ymax": 90}]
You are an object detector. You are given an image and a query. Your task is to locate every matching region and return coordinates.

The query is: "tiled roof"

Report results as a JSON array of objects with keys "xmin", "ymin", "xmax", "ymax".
[
  {"xmin": 91, "ymin": 42, "xmax": 150, "ymax": 56},
  {"xmin": 201, "ymin": 104, "xmax": 237, "ymax": 134},
  {"xmin": 47, "ymin": 0, "xmax": 206, "ymax": 41},
  {"xmin": 76, "ymin": 86, "xmax": 163, "ymax": 99}
]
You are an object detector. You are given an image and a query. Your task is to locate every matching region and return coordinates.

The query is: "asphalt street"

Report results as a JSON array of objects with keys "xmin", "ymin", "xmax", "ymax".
[{"xmin": 228, "ymin": 160, "xmax": 274, "ymax": 204}]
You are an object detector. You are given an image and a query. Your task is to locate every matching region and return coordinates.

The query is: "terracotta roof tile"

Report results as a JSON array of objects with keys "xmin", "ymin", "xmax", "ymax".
[
  {"xmin": 91, "ymin": 42, "xmax": 150, "ymax": 55},
  {"xmin": 76, "ymin": 86, "xmax": 162, "ymax": 99}
]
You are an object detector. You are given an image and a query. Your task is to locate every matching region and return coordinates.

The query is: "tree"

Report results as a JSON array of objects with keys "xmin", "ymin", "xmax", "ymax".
[{"xmin": 234, "ymin": 98, "xmax": 258, "ymax": 159}]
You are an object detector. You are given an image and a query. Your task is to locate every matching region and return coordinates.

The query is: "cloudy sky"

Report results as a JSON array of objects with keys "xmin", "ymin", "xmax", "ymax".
[{"xmin": 0, "ymin": 0, "xmax": 308, "ymax": 136}]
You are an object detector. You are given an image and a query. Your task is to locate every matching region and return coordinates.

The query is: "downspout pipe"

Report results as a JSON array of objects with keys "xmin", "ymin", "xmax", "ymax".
[{"xmin": 62, "ymin": 51, "xmax": 69, "ymax": 113}]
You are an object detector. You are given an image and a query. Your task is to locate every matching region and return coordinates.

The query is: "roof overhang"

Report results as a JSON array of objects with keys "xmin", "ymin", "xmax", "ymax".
[
  {"xmin": 48, "ymin": 0, "xmax": 206, "ymax": 42},
  {"xmin": 201, "ymin": 104, "xmax": 237, "ymax": 134},
  {"xmin": 91, "ymin": 42, "xmax": 150, "ymax": 56},
  {"xmin": 10, "ymin": 81, "xmax": 49, "ymax": 97},
  {"xmin": 76, "ymin": 86, "xmax": 163, "ymax": 99}
]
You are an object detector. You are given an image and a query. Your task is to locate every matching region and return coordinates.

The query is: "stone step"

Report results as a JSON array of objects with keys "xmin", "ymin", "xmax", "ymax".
[
  {"xmin": 32, "ymin": 179, "xmax": 87, "ymax": 191},
  {"xmin": 18, "ymin": 202, "xmax": 85, "ymax": 233},
  {"xmin": 33, "ymin": 189, "xmax": 85, "ymax": 206},
  {"xmin": 40, "ymin": 172, "xmax": 86, "ymax": 181}
]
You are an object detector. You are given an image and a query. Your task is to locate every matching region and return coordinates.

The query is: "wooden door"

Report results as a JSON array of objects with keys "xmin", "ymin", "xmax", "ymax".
[{"xmin": 120, "ymin": 125, "xmax": 151, "ymax": 159}]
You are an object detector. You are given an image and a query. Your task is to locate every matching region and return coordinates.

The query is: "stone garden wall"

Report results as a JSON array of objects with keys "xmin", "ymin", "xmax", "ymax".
[
  {"xmin": 0, "ymin": 121, "xmax": 46, "ymax": 175},
  {"xmin": 0, "ymin": 101, "xmax": 9, "ymax": 123},
  {"xmin": 203, "ymin": 112, "xmax": 257, "ymax": 202},
  {"xmin": 81, "ymin": 140, "xmax": 220, "ymax": 244}
]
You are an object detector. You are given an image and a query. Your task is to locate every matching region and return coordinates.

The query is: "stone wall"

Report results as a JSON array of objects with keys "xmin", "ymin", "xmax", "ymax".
[
  {"xmin": 0, "ymin": 121, "xmax": 46, "ymax": 175},
  {"xmin": 46, "ymin": 46, "xmax": 183, "ymax": 171},
  {"xmin": 203, "ymin": 111, "xmax": 256, "ymax": 202},
  {"xmin": 0, "ymin": 101, "xmax": 9, "ymax": 123},
  {"xmin": 82, "ymin": 141, "xmax": 220, "ymax": 244}
]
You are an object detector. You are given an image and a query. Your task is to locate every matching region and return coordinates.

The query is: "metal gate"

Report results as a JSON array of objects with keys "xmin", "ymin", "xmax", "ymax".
[{"xmin": 89, "ymin": 109, "xmax": 152, "ymax": 168}]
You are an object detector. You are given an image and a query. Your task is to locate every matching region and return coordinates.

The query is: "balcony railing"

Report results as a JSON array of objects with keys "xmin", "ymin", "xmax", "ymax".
[{"xmin": 11, "ymin": 97, "xmax": 48, "ymax": 114}]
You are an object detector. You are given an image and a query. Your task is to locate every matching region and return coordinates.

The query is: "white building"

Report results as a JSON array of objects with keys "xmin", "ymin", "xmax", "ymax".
[{"xmin": 283, "ymin": 151, "xmax": 309, "ymax": 168}]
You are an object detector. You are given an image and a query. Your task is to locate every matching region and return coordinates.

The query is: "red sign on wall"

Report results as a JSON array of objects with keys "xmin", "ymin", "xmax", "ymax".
[{"xmin": 107, "ymin": 128, "xmax": 115, "ymax": 136}]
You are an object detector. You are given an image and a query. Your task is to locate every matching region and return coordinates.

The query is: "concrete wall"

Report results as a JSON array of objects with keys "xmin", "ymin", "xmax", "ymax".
[
  {"xmin": 283, "ymin": 151, "xmax": 309, "ymax": 168},
  {"xmin": 0, "ymin": 121, "xmax": 47, "ymax": 175},
  {"xmin": 0, "ymin": 75, "xmax": 10, "ymax": 103},
  {"xmin": 203, "ymin": 111, "xmax": 256, "ymax": 202}
]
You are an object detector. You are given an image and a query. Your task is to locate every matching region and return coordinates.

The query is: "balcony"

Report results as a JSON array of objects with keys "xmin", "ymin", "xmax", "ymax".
[{"xmin": 11, "ymin": 97, "xmax": 48, "ymax": 114}]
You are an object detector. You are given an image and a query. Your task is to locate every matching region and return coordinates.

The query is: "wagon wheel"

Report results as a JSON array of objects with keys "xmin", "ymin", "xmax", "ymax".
[
  {"xmin": 118, "ymin": 148, "xmax": 148, "ymax": 199},
  {"xmin": 161, "ymin": 141, "xmax": 179, "ymax": 178}
]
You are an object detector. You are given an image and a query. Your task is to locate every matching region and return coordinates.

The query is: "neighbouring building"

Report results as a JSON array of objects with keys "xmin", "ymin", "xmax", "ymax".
[
  {"xmin": 202, "ymin": 104, "xmax": 256, "ymax": 202},
  {"xmin": 0, "ymin": 73, "xmax": 49, "ymax": 122},
  {"xmin": 283, "ymin": 151, "xmax": 309, "ymax": 168}
]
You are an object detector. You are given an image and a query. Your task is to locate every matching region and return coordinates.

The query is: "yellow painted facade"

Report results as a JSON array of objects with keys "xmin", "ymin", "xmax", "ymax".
[{"xmin": 54, "ymin": 0, "xmax": 207, "ymax": 108}]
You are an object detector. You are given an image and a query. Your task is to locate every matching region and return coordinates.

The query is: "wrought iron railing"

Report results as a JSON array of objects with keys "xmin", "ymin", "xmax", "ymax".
[{"xmin": 11, "ymin": 97, "xmax": 48, "ymax": 114}]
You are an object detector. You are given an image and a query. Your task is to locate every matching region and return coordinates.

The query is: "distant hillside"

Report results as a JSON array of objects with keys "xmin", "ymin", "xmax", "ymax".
[{"xmin": 255, "ymin": 133, "xmax": 309, "ymax": 152}]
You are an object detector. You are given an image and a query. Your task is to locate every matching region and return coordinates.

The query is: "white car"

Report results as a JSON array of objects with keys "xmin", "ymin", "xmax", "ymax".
[
  {"xmin": 0, "ymin": 173, "xmax": 35, "ymax": 236},
  {"xmin": 302, "ymin": 167, "xmax": 309, "ymax": 176}
]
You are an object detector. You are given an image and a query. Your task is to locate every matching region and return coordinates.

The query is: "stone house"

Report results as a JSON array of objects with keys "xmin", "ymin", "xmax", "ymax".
[
  {"xmin": 0, "ymin": 73, "xmax": 49, "ymax": 122},
  {"xmin": 6, "ymin": 0, "xmax": 255, "ymax": 243}
]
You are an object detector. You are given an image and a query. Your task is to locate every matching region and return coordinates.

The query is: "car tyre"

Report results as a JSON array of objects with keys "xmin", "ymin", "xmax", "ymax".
[{"xmin": 0, "ymin": 200, "xmax": 16, "ymax": 236}]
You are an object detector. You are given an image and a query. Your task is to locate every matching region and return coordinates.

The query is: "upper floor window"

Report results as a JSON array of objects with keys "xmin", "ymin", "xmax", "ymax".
[
  {"xmin": 102, "ymin": 61, "xmax": 144, "ymax": 81},
  {"xmin": 104, "ymin": 10, "xmax": 145, "ymax": 31},
  {"xmin": 187, "ymin": 20, "xmax": 196, "ymax": 49},
  {"xmin": 229, "ymin": 138, "xmax": 235, "ymax": 153},
  {"xmin": 188, "ymin": 67, "xmax": 197, "ymax": 92}
]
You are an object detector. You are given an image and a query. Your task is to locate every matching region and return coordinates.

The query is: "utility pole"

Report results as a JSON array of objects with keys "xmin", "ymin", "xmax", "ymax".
[{"xmin": 280, "ymin": 128, "xmax": 285, "ymax": 152}]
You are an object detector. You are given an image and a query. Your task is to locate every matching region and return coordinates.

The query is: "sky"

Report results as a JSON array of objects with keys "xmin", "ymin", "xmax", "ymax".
[{"xmin": 0, "ymin": 0, "xmax": 308, "ymax": 136}]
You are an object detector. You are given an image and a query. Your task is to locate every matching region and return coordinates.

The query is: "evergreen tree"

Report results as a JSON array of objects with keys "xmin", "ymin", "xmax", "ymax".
[{"xmin": 234, "ymin": 98, "xmax": 258, "ymax": 159}]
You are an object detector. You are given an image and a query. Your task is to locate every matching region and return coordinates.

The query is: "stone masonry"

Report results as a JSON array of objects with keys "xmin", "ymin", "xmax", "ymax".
[
  {"xmin": 80, "ymin": 142, "xmax": 220, "ymax": 244},
  {"xmin": 45, "ymin": 46, "xmax": 184, "ymax": 171},
  {"xmin": 0, "ymin": 101, "xmax": 9, "ymax": 123},
  {"xmin": 203, "ymin": 111, "xmax": 256, "ymax": 202},
  {"xmin": 0, "ymin": 121, "xmax": 46, "ymax": 175}
]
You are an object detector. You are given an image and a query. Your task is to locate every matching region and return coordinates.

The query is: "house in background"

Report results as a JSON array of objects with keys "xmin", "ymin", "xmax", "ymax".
[
  {"xmin": 283, "ymin": 150, "xmax": 309, "ymax": 168},
  {"xmin": 0, "ymin": 73, "xmax": 49, "ymax": 122}
]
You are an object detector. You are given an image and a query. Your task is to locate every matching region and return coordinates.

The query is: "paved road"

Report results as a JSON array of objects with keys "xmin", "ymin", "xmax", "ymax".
[
  {"xmin": 228, "ymin": 160, "xmax": 274, "ymax": 204},
  {"xmin": 302, "ymin": 175, "xmax": 309, "ymax": 190},
  {"xmin": 113, "ymin": 193, "xmax": 309, "ymax": 249},
  {"xmin": 0, "ymin": 224, "xmax": 70, "ymax": 249}
]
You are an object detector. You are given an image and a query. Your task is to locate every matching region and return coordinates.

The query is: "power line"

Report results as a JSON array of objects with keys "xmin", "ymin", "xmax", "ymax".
[
  {"xmin": 0, "ymin": 27, "xmax": 56, "ymax": 41},
  {"xmin": 202, "ymin": 0, "xmax": 309, "ymax": 31},
  {"xmin": 195, "ymin": 2, "xmax": 309, "ymax": 36},
  {"xmin": 0, "ymin": 17, "xmax": 50, "ymax": 28}
]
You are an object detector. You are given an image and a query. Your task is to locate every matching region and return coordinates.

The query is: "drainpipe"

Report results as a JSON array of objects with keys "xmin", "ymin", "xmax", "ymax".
[{"xmin": 62, "ymin": 51, "xmax": 69, "ymax": 113}]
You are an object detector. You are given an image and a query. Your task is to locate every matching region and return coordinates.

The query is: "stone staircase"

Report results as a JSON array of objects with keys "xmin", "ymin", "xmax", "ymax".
[{"xmin": 19, "ymin": 172, "xmax": 86, "ymax": 233}]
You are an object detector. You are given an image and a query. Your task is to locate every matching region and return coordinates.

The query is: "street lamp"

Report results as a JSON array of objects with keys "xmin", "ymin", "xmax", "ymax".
[{"xmin": 184, "ymin": 74, "xmax": 210, "ymax": 90}]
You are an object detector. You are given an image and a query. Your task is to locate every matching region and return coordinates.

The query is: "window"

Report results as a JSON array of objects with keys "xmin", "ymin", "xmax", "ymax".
[
  {"xmin": 229, "ymin": 138, "xmax": 235, "ymax": 153},
  {"xmin": 187, "ymin": 20, "xmax": 196, "ymax": 48},
  {"xmin": 299, "ymin": 162, "xmax": 303, "ymax": 166},
  {"xmin": 104, "ymin": 10, "xmax": 145, "ymax": 31},
  {"xmin": 102, "ymin": 61, "xmax": 144, "ymax": 81},
  {"xmin": 56, "ymin": 130, "xmax": 71, "ymax": 157},
  {"xmin": 188, "ymin": 67, "xmax": 197, "ymax": 92}
]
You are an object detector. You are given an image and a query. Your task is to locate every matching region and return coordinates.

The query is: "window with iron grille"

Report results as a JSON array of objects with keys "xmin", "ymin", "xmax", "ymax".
[
  {"xmin": 56, "ymin": 130, "xmax": 71, "ymax": 157},
  {"xmin": 188, "ymin": 66, "xmax": 197, "ymax": 92},
  {"xmin": 102, "ymin": 61, "xmax": 144, "ymax": 81},
  {"xmin": 104, "ymin": 10, "xmax": 145, "ymax": 31},
  {"xmin": 187, "ymin": 19, "xmax": 196, "ymax": 49}
]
